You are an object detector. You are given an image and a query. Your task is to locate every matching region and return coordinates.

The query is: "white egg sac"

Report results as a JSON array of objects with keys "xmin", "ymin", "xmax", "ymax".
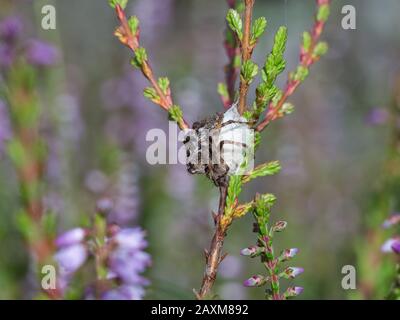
[{"xmin": 219, "ymin": 103, "xmax": 254, "ymax": 175}]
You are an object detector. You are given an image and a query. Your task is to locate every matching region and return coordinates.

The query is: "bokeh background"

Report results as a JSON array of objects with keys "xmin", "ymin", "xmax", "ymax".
[{"xmin": 1, "ymin": 0, "xmax": 400, "ymax": 299}]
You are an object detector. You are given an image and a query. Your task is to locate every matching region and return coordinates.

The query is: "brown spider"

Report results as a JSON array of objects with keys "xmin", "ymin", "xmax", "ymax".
[{"xmin": 183, "ymin": 104, "xmax": 253, "ymax": 187}]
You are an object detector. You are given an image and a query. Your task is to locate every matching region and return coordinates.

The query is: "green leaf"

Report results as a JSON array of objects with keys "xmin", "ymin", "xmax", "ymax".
[
  {"xmin": 158, "ymin": 77, "xmax": 170, "ymax": 95},
  {"xmin": 226, "ymin": 9, "xmax": 243, "ymax": 40},
  {"xmin": 233, "ymin": 54, "xmax": 241, "ymax": 68},
  {"xmin": 108, "ymin": 0, "xmax": 128, "ymax": 9},
  {"xmin": 293, "ymin": 65, "xmax": 309, "ymax": 82},
  {"xmin": 42, "ymin": 212, "xmax": 57, "ymax": 238},
  {"xmin": 263, "ymin": 26, "xmax": 287, "ymax": 87},
  {"xmin": 128, "ymin": 16, "xmax": 139, "ymax": 35},
  {"xmin": 217, "ymin": 82, "xmax": 229, "ymax": 100},
  {"xmin": 281, "ymin": 102, "xmax": 295, "ymax": 115},
  {"xmin": 254, "ymin": 193, "xmax": 276, "ymax": 218},
  {"xmin": 226, "ymin": 175, "xmax": 242, "ymax": 209},
  {"xmin": 243, "ymin": 110, "xmax": 253, "ymax": 121},
  {"xmin": 143, "ymin": 87, "xmax": 160, "ymax": 103},
  {"xmin": 254, "ymin": 131, "xmax": 261, "ymax": 149},
  {"xmin": 131, "ymin": 47, "xmax": 147, "ymax": 67},
  {"xmin": 272, "ymin": 26, "xmax": 288, "ymax": 56},
  {"xmin": 241, "ymin": 60, "xmax": 259, "ymax": 83},
  {"xmin": 302, "ymin": 31, "xmax": 312, "ymax": 53},
  {"xmin": 255, "ymin": 83, "xmax": 278, "ymax": 113},
  {"xmin": 251, "ymin": 17, "xmax": 267, "ymax": 44},
  {"xmin": 15, "ymin": 210, "xmax": 36, "ymax": 241},
  {"xmin": 94, "ymin": 213, "xmax": 107, "ymax": 242},
  {"xmin": 7, "ymin": 139, "xmax": 27, "ymax": 168},
  {"xmin": 313, "ymin": 41, "xmax": 328, "ymax": 57},
  {"xmin": 242, "ymin": 161, "xmax": 281, "ymax": 183},
  {"xmin": 168, "ymin": 105, "xmax": 183, "ymax": 123},
  {"xmin": 271, "ymin": 89, "xmax": 283, "ymax": 106},
  {"xmin": 317, "ymin": 4, "xmax": 330, "ymax": 22}
]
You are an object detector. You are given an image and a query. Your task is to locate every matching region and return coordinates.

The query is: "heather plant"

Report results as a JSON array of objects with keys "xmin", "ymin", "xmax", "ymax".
[
  {"xmin": 54, "ymin": 202, "xmax": 151, "ymax": 300},
  {"xmin": 241, "ymin": 193, "xmax": 303, "ymax": 300},
  {"xmin": 109, "ymin": 0, "xmax": 331, "ymax": 299},
  {"xmin": 0, "ymin": 16, "xmax": 60, "ymax": 298},
  {"xmin": 381, "ymin": 215, "xmax": 400, "ymax": 299},
  {"xmin": 356, "ymin": 80, "xmax": 400, "ymax": 299}
]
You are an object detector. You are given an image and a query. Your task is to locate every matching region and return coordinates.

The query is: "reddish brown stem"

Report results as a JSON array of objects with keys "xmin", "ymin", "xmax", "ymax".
[
  {"xmin": 197, "ymin": 185, "xmax": 228, "ymax": 299},
  {"xmin": 237, "ymin": 0, "xmax": 254, "ymax": 115},
  {"xmin": 256, "ymin": 1, "xmax": 330, "ymax": 132},
  {"xmin": 114, "ymin": 4, "xmax": 189, "ymax": 130},
  {"xmin": 222, "ymin": 0, "xmax": 240, "ymax": 108}
]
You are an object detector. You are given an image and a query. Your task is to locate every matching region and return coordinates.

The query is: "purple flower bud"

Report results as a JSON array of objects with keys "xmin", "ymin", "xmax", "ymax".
[
  {"xmin": 272, "ymin": 220, "xmax": 287, "ymax": 232},
  {"xmin": 285, "ymin": 286, "xmax": 304, "ymax": 298},
  {"xmin": 294, "ymin": 286, "xmax": 304, "ymax": 295},
  {"xmin": 0, "ymin": 43, "xmax": 14, "ymax": 67},
  {"xmin": 283, "ymin": 267, "xmax": 304, "ymax": 279},
  {"xmin": 55, "ymin": 228, "xmax": 86, "ymax": 247},
  {"xmin": 243, "ymin": 275, "xmax": 267, "ymax": 287},
  {"xmin": 54, "ymin": 244, "xmax": 88, "ymax": 273},
  {"xmin": 0, "ymin": 16, "xmax": 22, "ymax": 42},
  {"xmin": 392, "ymin": 241, "xmax": 400, "ymax": 254},
  {"xmin": 109, "ymin": 249, "xmax": 151, "ymax": 285},
  {"xmin": 240, "ymin": 246, "xmax": 263, "ymax": 257},
  {"xmin": 96, "ymin": 197, "xmax": 114, "ymax": 213},
  {"xmin": 114, "ymin": 227, "xmax": 147, "ymax": 250},
  {"xmin": 381, "ymin": 238, "xmax": 400, "ymax": 253},
  {"xmin": 25, "ymin": 39, "xmax": 59, "ymax": 66},
  {"xmin": 366, "ymin": 107, "xmax": 389, "ymax": 126},
  {"xmin": 280, "ymin": 248, "xmax": 299, "ymax": 261},
  {"xmin": 382, "ymin": 214, "xmax": 400, "ymax": 228},
  {"xmin": 108, "ymin": 227, "xmax": 151, "ymax": 288}
]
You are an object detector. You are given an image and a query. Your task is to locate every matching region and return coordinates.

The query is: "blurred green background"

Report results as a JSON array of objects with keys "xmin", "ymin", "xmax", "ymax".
[{"xmin": 1, "ymin": 0, "xmax": 400, "ymax": 299}]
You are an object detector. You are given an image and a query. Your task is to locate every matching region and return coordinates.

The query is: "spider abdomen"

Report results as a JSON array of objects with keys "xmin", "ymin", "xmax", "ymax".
[{"xmin": 184, "ymin": 103, "xmax": 254, "ymax": 186}]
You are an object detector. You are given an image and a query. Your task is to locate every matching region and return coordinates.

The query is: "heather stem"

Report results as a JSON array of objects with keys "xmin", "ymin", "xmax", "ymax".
[
  {"xmin": 264, "ymin": 245, "xmax": 281, "ymax": 300},
  {"xmin": 256, "ymin": 0, "xmax": 331, "ymax": 132},
  {"xmin": 113, "ymin": 4, "xmax": 189, "ymax": 130},
  {"xmin": 222, "ymin": 0, "xmax": 240, "ymax": 107},
  {"xmin": 238, "ymin": 0, "xmax": 254, "ymax": 115},
  {"xmin": 197, "ymin": 185, "xmax": 229, "ymax": 299}
]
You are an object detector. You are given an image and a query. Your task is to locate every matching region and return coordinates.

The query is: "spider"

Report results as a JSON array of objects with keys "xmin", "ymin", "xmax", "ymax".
[{"xmin": 183, "ymin": 103, "xmax": 254, "ymax": 187}]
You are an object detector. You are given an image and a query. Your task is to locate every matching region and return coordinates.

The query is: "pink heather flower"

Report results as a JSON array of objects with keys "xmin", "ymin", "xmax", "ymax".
[
  {"xmin": 284, "ymin": 267, "xmax": 304, "ymax": 279},
  {"xmin": 105, "ymin": 227, "xmax": 151, "ymax": 300},
  {"xmin": 392, "ymin": 241, "xmax": 400, "ymax": 254},
  {"xmin": 287, "ymin": 248, "xmax": 299, "ymax": 257},
  {"xmin": 284, "ymin": 286, "xmax": 304, "ymax": 298},
  {"xmin": 54, "ymin": 243, "xmax": 88, "ymax": 273},
  {"xmin": 55, "ymin": 228, "xmax": 86, "ymax": 247},
  {"xmin": 243, "ymin": 275, "xmax": 266, "ymax": 287},
  {"xmin": 381, "ymin": 238, "xmax": 400, "ymax": 253},
  {"xmin": 114, "ymin": 227, "xmax": 148, "ymax": 250},
  {"xmin": 109, "ymin": 229, "xmax": 151, "ymax": 283},
  {"xmin": 366, "ymin": 107, "xmax": 389, "ymax": 126},
  {"xmin": 0, "ymin": 16, "xmax": 22, "ymax": 42},
  {"xmin": 96, "ymin": 197, "xmax": 114, "ymax": 213},
  {"xmin": 382, "ymin": 214, "xmax": 400, "ymax": 228},
  {"xmin": 0, "ymin": 43, "xmax": 14, "ymax": 67},
  {"xmin": 280, "ymin": 248, "xmax": 299, "ymax": 261},
  {"xmin": 26, "ymin": 39, "xmax": 59, "ymax": 66},
  {"xmin": 109, "ymin": 249, "xmax": 151, "ymax": 285},
  {"xmin": 288, "ymin": 286, "xmax": 304, "ymax": 296},
  {"xmin": 240, "ymin": 246, "xmax": 262, "ymax": 257}
]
